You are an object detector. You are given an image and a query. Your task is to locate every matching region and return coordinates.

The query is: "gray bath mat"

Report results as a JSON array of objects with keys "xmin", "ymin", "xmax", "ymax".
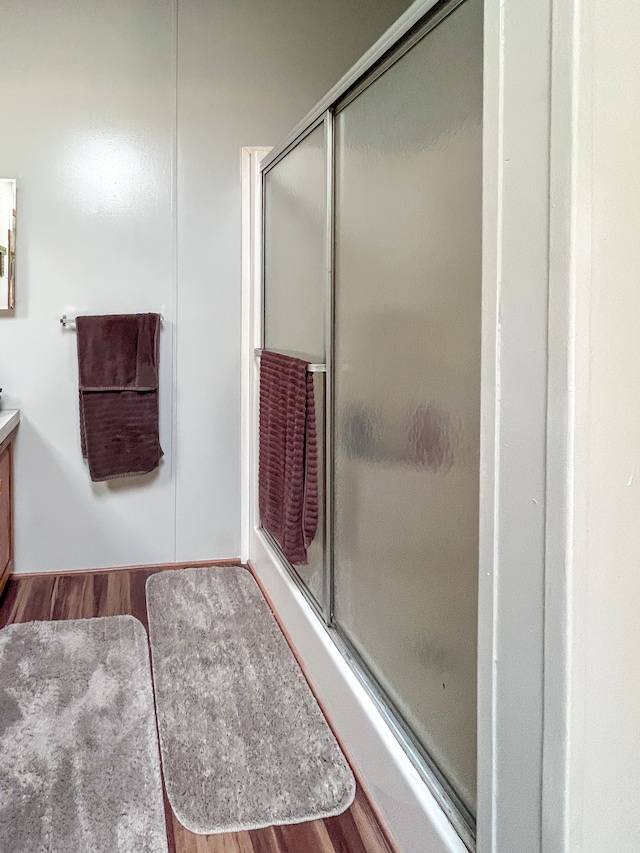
[
  {"xmin": 0, "ymin": 616, "xmax": 168, "ymax": 853},
  {"xmin": 146, "ymin": 566, "xmax": 355, "ymax": 834}
]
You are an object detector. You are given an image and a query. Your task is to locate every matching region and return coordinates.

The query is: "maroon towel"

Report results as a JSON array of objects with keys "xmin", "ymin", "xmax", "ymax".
[
  {"xmin": 259, "ymin": 351, "xmax": 318, "ymax": 565},
  {"xmin": 76, "ymin": 313, "xmax": 163, "ymax": 482}
]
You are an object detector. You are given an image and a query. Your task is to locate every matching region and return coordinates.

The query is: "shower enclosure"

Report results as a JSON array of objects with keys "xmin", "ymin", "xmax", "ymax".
[{"xmin": 256, "ymin": 0, "xmax": 482, "ymax": 845}]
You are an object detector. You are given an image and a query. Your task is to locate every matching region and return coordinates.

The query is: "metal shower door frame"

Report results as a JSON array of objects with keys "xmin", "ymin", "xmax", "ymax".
[{"xmin": 258, "ymin": 0, "xmax": 477, "ymax": 847}]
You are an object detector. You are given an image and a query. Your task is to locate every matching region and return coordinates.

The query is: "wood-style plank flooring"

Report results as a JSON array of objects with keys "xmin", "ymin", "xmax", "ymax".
[{"xmin": 0, "ymin": 565, "xmax": 397, "ymax": 853}]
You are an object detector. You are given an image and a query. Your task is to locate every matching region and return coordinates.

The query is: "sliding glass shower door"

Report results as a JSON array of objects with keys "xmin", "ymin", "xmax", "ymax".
[
  {"xmin": 263, "ymin": 123, "xmax": 327, "ymax": 607},
  {"xmin": 332, "ymin": 0, "xmax": 482, "ymax": 819},
  {"xmin": 260, "ymin": 0, "xmax": 482, "ymax": 838}
]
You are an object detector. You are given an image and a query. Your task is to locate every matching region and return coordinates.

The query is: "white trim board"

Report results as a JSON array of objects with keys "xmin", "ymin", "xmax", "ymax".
[
  {"xmin": 240, "ymin": 146, "xmax": 271, "ymax": 564},
  {"xmin": 478, "ymin": 0, "xmax": 553, "ymax": 850}
]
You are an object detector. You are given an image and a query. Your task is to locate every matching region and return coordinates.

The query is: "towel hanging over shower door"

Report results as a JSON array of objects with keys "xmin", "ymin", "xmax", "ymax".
[{"xmin": 258, "ymin": 350, "xmax": 318, "ymax": 565}]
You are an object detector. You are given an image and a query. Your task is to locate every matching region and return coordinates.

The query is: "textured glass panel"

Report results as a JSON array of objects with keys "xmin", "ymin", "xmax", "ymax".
[
  {"xmin": 264, "ymin": 125, "xmax": 325, "ymax": 361},
  {"xmin": 263, "ymin": 125, "xmax": 326, "ymax": 603},
  {"xmin": 333, "ymin": 0, "xmax": 482, "ymax": 814}
]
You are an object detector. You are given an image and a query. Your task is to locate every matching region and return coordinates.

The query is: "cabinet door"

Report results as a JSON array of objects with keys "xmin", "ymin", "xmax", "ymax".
[{"xmin": 0, "ymin": 444, "xmax": 11, "ymax": 577}]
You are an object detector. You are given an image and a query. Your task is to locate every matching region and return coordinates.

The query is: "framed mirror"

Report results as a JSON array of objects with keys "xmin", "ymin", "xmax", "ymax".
[{"xmin": 0, "ymin": 179, "xmax": 16, "ymax": 311}]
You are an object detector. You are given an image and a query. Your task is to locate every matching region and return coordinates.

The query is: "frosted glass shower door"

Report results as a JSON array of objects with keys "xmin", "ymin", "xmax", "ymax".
[
  {"xmin": 263, "ymin": 123, "xmax": 327, "ymax": 606},
  {"xmin": 332, "ymin": 0, "xmax": 482, "ymax": 818}
]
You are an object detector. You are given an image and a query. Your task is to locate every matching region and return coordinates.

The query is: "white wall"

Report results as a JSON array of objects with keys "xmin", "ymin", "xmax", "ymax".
[
  {"xmin": 566, "ymin": 1, "xmax": 640, "ymax": 849},
  {"xmin": 0, "ymin": 0, "xmax": 177, "ymax": 572},
  {"xmin": 0, "ymin": 0, "xmax": 408, "ymax": 573}
]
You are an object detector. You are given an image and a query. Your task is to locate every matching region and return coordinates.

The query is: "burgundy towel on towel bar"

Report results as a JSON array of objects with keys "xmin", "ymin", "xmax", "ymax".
[
  {"xmin": 259, "ymin": 351, "xmax": 318, "ymax": 565},
  {"xmin": 76, "ymin": 313, "xmax": 163, "ymax": 482}
]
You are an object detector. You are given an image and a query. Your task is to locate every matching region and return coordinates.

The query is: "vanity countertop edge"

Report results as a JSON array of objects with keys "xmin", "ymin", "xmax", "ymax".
[{"xmin": 0, "ymin": 410, "xmax": 20, "ymax": 446}]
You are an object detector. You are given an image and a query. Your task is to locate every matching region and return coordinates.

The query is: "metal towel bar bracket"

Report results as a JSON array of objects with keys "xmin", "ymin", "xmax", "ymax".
[
  {"xmin": 60, "ymin": 314, "xmax": 164, "ymax": 330},
  {"xmin": 254, "ymin": 347, "xmax": 326, "ymax": 373}
]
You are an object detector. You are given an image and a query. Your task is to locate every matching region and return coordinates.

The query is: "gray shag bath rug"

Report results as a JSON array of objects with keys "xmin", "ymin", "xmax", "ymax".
[
  {"xmin": 146, "ymin": 566, "xmax": 355, "ymax": 834},
  {"xmin": 0, "ymin": 616, "xmax": 168, "ymax": 853}
]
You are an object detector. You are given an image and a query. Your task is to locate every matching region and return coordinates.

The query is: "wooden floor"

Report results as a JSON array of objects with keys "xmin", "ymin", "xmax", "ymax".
[{"xmin": 0, "ymin": 566, "xmax": 397, "ymax": 853}]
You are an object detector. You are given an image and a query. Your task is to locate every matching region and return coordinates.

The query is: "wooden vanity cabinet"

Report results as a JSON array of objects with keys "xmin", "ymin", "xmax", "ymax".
[{"xmin": 0, "ymin": 430, "xmax": 14, "ymax": 595}]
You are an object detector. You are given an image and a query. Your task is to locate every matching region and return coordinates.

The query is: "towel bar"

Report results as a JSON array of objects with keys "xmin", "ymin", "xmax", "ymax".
[
  {"xmin": 60, "ymin": 314, "xmax": 164, "ymax": 330},
  {"xmin": 254, "ymin": 348, "xmax": 326, "ymax": 373}
]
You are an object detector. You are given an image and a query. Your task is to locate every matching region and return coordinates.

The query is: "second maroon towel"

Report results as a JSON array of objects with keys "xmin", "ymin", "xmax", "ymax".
[
  {"xmin": 259, "ymin": 351, "xmax": 318, "ymax": 565},
  {"xmin": 76, "ymin": 313, "xmax": 163, "ymax": 482}
]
